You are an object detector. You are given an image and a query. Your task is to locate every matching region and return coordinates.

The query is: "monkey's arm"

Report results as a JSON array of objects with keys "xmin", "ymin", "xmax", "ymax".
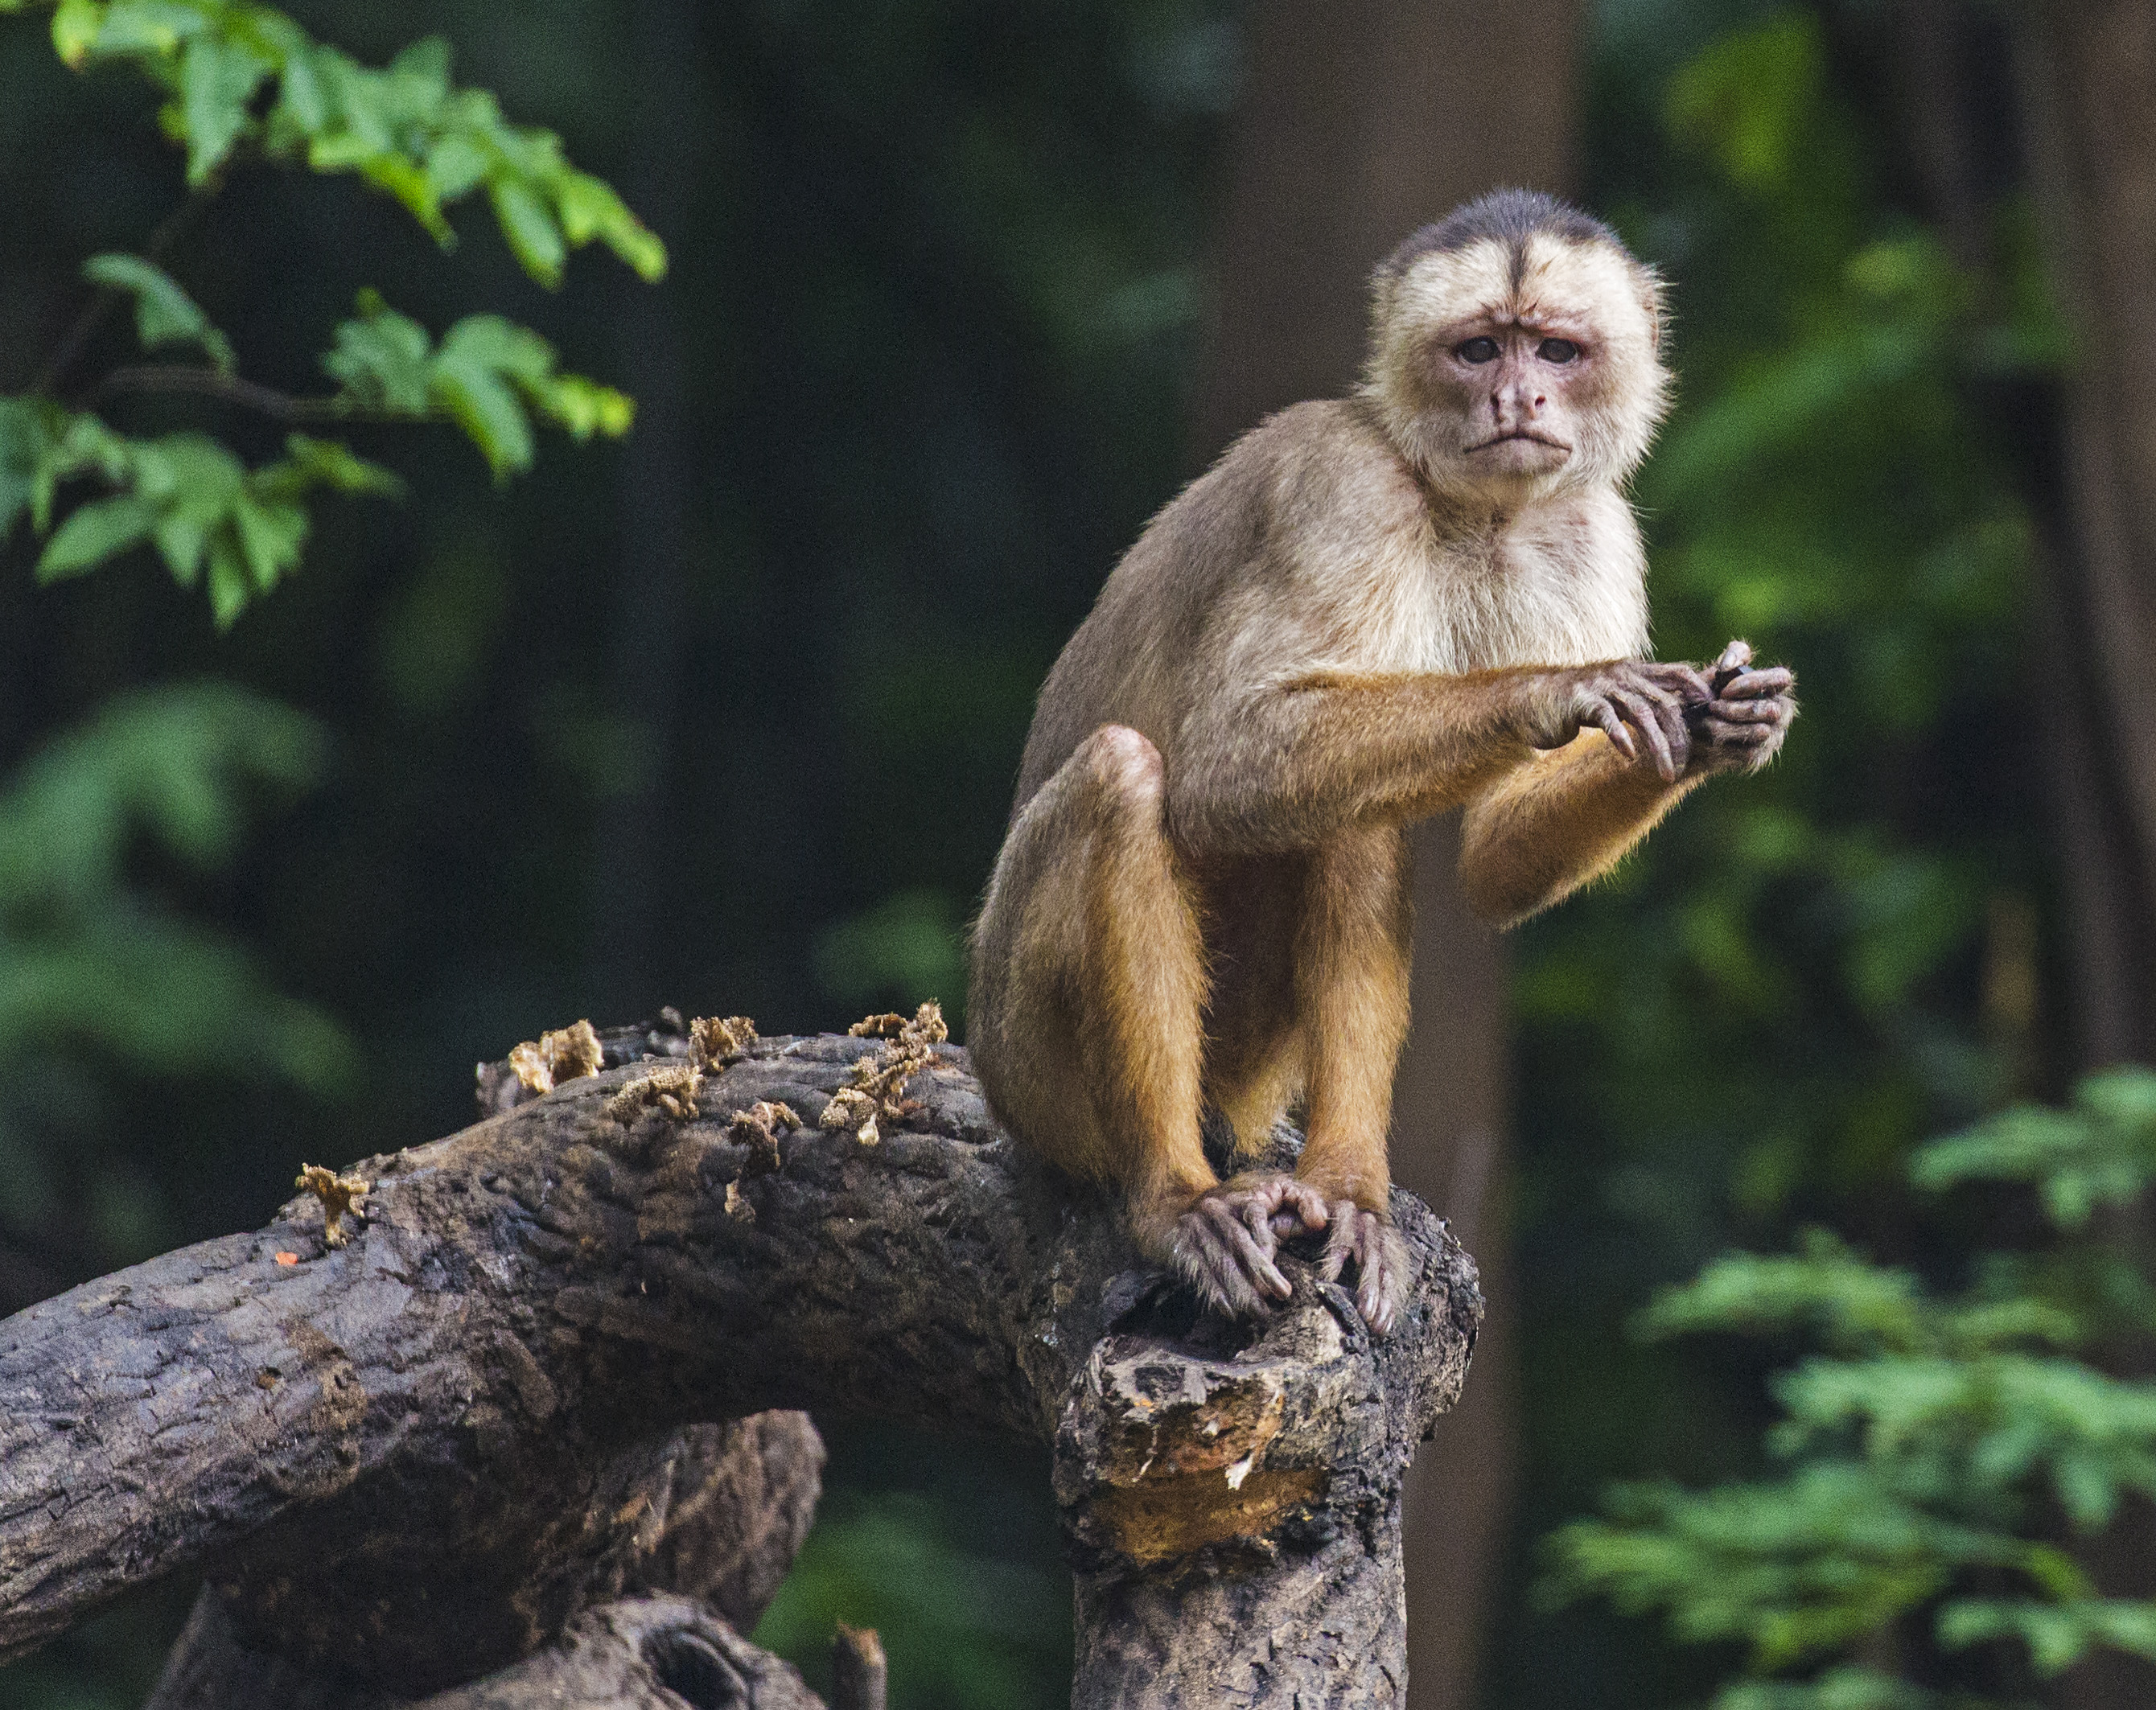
[
  {"xmin": 1166, "ymin": 660, "xmax": 1701, "ymax": 857},
  {"xmin": 1454, "ymin": 651, "xmax": 1797, "ymax": 926},
  {"xmin": 1455, "ymin": 733, "xmax": 1698, "ymax": 927}
]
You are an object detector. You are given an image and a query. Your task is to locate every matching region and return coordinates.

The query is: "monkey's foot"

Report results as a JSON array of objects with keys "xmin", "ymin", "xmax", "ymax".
[
  {"xmin": 1319, "ymin": 1203, "xmax": 1413, "ymax": 1338},
  {"xmin": 1169, "ymin": 1175, "xmax": 1330, "ymax": 1318}
]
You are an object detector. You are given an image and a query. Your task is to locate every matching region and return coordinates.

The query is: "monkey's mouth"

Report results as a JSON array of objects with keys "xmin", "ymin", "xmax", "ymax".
[{"xmin": 1469, "ymin": 429, "xmax": 1570, "ymax": 454}]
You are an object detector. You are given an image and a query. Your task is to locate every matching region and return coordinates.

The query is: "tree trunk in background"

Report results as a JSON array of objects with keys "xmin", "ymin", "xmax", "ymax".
[
  {"xmin": 1196, "ymin": 4, "xmax": 1582, "ymax": 1704},
  {"xmin": 598, "ymin": 0, "xmax": 702, "ymax": 1017},
  {"xmin": 2014, "ymin": 2, "xmax": 2156, "ymax": 1071},
  {"xmin": 2006, "ymin": 9, "xmax": 2156, "ymax": 1706}
]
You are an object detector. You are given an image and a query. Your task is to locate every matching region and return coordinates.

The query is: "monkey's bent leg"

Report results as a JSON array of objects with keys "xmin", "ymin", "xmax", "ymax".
[
  {"xmin": 968, "ymin": 726, "xmax": 1323, "ymax": 1317},
  {"xmin": 1289, "ymin": 824, "xmax": 1416, "ymax": 1336}
]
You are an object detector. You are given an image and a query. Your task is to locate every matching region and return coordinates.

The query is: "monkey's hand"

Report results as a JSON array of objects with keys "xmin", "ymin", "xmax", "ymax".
[
  {"xmin": 1686, "ymin": 639, "xmax": 1796, "ymax": 775},
  {"xmin": 1168, "ymin": 1174, "xmax": 1330, "ymax": 1318},
  {"xmin": 1318, "ymin": 1202, "xmax": 1413, "ymax": 1338},
  {"xmin": 1526, "ymin": 660, "xmax": 1712, "ymax": 784}
]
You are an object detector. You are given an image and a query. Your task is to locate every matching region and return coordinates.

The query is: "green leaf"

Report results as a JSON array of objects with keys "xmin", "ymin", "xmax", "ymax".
[
  {"xmin": 228, "ymin": 490, "xmax": 307, "ymax": 592},
  {"xmin": 554, "ymin": 171, "xmax": 669, "ymax": 282},
  {"xmin": 91, "ymin": 0, "xmax": 208, "ymax": 56},
  {"xmin": 204, "ymin": 532, "xmax": 249, "ymax": 627},
  {"xmin": 268, "ymin": 434, "xmax": 403, "ymax": 498},
  {"xmin": 488, "ymin": 176, "xmax": 566, "ymax": 286},
  {"xmin": 1636, "ymin": 1233, "xmax": 1932, "ymax": 1354},
  {"xmin": 424, "ymin": 133, "xmax": 489, "ymax": 202},
  {"xmin": 0, "ymin": 397, "xmax": 66, "ymax": 541},
  {"xmin": 81, "ymin": 253, "xmax": 235, "ymax": 371},
  {"xmin": 36, "ymin": 492, "xmax": 158, "ymax": 580},
  {"xmin": 320, "ymin": 297, "xmax": 636, "ymax": 477},
  {"xmin": 0, "ymin": 684, "xmax": 356, "ymax": 1094},
  {"xmin": 436, "ymin": 314, "xmax": 554, "ymax": 383},
  {"xmin": 1938, "ymin": 1598, "xmax": 2156, "ymax": 1676},
  {"xmin": 51, "ymin": 0, "xmax": 105, "ymax": 67},
  {"xmin": 360, "ymin": 154, "xmax": 452, "ymax": 245},
  {"xmin": 322, "ymin": 293, "xmax": 434, "ymax": 413},
  {"xmin": 274, "ymin": 42, "xmax": 329, "ymax": 132},
  {"xmin": 1913, "ymin": 1068, "xmax": 2156, "ymax": 1227},
  {"xmin": 533, "ymin": 373, "xmax": 635, "ymax": 440},
  {"xmin": 430, "ymin": 363, "xmax": 531, "ymax": 479},
  {"xmin": 177, "ymin": 32, "xmax": 272, "ymax": 183},
  {"xmin": 386, "ymin": 34, "xmax": 451, "ymax": 101},
  {"xmin": 1664, "ymin": 13, "xmax": 1823, "ymax": 192}
]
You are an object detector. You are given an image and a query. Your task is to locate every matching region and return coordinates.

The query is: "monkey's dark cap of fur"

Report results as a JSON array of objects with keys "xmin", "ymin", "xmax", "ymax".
[{"xmin": 1379, "ymin": 188, "xmax": 1623, "ymax": 279}]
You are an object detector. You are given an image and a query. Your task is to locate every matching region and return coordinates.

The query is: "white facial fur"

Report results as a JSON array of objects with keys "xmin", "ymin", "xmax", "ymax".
[{"xmin": 1365, "ymin": 232, "xmax": 1670, "ymax": 506}]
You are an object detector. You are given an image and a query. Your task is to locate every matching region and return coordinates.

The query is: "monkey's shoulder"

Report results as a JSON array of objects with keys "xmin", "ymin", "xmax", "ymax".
[{"xmin": 1230, "ymin": 397, "xmax": 1425, "ymax": 522}]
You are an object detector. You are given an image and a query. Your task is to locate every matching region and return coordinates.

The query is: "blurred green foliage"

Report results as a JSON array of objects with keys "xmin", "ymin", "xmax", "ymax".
[
  {"xmin": 0, "ymin": 681, "xmax": 348, "ymax": 1082},
  {"xmin": 0, "ymin": 0, "xmax": 655, "ymax": 623},
  {"xmin": 1549, "ymin": 1071, "xmax": 2156, "ymax": 1705},
  {"xmin": 755, "ymin": 1490, "xmax": 1070, "ymax": 1708}
]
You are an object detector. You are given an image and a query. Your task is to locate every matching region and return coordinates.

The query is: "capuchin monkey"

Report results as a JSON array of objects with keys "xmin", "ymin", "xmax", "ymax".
[{"xmin": 967, "ymin": 189, "xmax": 1795, "ymax": 1336}]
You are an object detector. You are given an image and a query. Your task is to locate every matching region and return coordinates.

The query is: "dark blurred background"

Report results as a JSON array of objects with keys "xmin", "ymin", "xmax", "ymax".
[{"xmin": 5, "ymin": 0, "xmax": 2154, "ymax": 1706}]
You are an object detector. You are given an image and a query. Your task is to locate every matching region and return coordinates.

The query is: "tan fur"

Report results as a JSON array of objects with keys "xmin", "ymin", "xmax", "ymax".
[{"xmin": 968, "ymin": 198, "xmax": 1751, "ymax": 1330}]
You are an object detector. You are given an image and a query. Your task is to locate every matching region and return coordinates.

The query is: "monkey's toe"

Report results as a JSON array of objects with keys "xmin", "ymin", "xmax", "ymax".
[
  {"xmin": 1319, "ymin": 1203, "xmax": 1412, "ymax": 1338},
  {"xmin": 1169, "ymin": 1178, "xmax": 1322, "ymax": 1315}
]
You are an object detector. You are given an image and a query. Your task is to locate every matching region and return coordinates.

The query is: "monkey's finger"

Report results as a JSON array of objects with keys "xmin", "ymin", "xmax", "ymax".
[
  {"xmin": 1272, "ymin": 1178, "xmax": 1331, "ymax": 1234},
  {"xmin": 1176, "ymin": 1216, "xmax": 1261, "ymax": 1315},
  {"xmin": 1700, "ymin": 718, "xmax": 1775, "ymax": 747},
  {"xmin": 1616, "ymin": 691, "xmax": 1678, "ymax": 782},
  {"xmin": 1207, "ymin": 1198, "xmax": 1285, "ymax": 1293},
  {"xmin": 1590, "ymin": 702, "xmax": 1639, "ymax": 761},
  {"xmin": 1718, "ymin": 667, "xmax": 1793, "ymax": 699},
  {"xmin": 1356, "ymin": 1242, "xmax": 1392, "ymax": 1335},
  {"xmin": 1641, "ymin": 663, "xmax": 1711, "ymax": 705},
  {"xmin": 1706, "ymin": 696, "xmax": 1787, "ymax": 724},
  {"xmin": 1206, "ymin": 1199, "xmax": 1295, "ymax": 1300},
  {"xmin": 1318, "ymin": 1203, "xmax": 1358, "ymax": 1283},
  {"xmin": 1227, "ymin": 1224, "xmax": 1294, "ymax": 1300},
  {"xmin": 1652, "ymin": 696, "xmax": 1692, "ymax": 775},
  {"xmin": 1714, "ymin": 639, "xmax": 1754, "ymax": 673}
]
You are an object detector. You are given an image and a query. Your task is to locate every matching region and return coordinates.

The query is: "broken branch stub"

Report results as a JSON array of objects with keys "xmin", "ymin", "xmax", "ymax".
[{"xmin": 0, "ymin": 1021, "xmax": 1478, "ymax": 1708}]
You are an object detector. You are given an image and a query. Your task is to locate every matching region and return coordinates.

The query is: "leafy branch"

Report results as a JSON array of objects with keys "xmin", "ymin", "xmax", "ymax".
[
  {"xmin": 1545, "ymin": 1070, "xmax": 2156, "ymax": 1708},
  {"xmin": 0, "ymin": 0, "xmax": 666, "ymax": 623}
]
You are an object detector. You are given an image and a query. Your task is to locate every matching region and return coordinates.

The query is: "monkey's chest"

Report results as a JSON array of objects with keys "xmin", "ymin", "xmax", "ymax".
[{"xmin": 1343, "ymin": 542, "xmax": 1644, "ymax": 676}]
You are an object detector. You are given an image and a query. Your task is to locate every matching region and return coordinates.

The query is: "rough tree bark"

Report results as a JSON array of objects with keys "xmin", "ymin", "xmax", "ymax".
[
  {"xmin": 142, "ymin": 1413, "xmax": 829, "ymax": 1710},
  {"xmin": 0, "ymin": 1024, "xmax": 1479, "ymax": 1708},
  {"xmin": 1196, "ymin": 2, "xmax": 1580, "ymax": 1704}
]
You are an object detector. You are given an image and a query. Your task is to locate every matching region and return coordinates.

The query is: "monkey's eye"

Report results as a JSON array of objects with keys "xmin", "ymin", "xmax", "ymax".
[
  {"xmin": 1537, "ymin": 337, "xmax": 1581, "ymax": 364},
  {"xmin": 1454, "ymin": 337, "xmax": 1500, "ymax": 364}
]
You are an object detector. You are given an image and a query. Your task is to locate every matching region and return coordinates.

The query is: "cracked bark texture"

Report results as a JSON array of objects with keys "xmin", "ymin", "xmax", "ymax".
[
  {"xmin": 142, "ymin": 1413, "xmax": 825, "ymax": 1710},
  {"xmin": 0, "ymin": 1026, "xmax": 1479, "ymax": 1708}
]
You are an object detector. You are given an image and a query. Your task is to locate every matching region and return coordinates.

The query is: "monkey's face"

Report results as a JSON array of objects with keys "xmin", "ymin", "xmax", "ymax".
[
  {"xmin": 1431, "ymin": 320, "xmax": 1594, "ymax": 490},
  {"xmin": 1367, "ymin": 231, "xmax": 1669, "ymax": 505}
]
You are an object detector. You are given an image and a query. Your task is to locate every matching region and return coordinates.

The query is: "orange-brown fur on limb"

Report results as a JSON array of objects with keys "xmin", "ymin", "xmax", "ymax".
[{"xmin": 968, "ymin": 191, "xmax": 1796, "ymax": 1336}]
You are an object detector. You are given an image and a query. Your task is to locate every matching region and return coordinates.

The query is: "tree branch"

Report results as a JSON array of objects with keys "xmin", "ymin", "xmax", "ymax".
[
  {"xmin": 140, "ymin": 1412, "xmax": 826, "ymax": 1710},
  {"xmin": 0, "ymin": 1026, "xmax": 1479, "ymax": 1706},
  {"xmin": 89, "ymin": 365, "xmax": 357, "ymax": 423},
  {"xmin": 30, "ymin": 186, "xmax": 219, "ymax": 396}
]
